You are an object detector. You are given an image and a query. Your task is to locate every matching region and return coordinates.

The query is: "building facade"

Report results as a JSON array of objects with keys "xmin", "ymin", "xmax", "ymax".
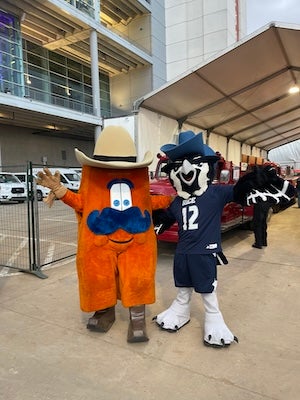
[
  {"xmin": 165, "ymin": 0, "xmax": 246, "ymax": 80},
  {"xmin": 0, "ymin": 0, "xmax": 245, "ymax": 167}
]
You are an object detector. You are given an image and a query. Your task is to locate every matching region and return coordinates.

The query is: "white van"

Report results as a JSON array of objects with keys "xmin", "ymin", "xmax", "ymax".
[
  {"xmin": 0, "ymin": 172, "xmax": 27, "ymax": 203},
  {"xmin": 34, "ymin": 168, "xmax": 81, "ymax": 192},
  {"xmin": 51, "ymin": 168, "xmax": 81, "ymax": 192},
  {"xmin": 73, "ymin": 168, "xmax": 82, "ymax": 178},
  {"xmin": 14, "ymin": 172, "xmax": 50, "ymax": 201}
]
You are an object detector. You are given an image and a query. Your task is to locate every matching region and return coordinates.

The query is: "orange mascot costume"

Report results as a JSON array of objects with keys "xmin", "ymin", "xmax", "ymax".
[{"xmin": 37, "ymin": 126, "xmax": 171, "ymax": 343}]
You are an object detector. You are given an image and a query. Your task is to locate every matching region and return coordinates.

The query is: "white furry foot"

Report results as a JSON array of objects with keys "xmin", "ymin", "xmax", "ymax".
[
  {"xmin": 153, "ymin": 302, "xmax": 190, "ymax": 332},
  {"xmin": 204, "ymin": 312, "xmax": 238, "ymax": 347},
  {"xmin": 153, "ymin": 288, "xmax": 193, "ymax": 332}
]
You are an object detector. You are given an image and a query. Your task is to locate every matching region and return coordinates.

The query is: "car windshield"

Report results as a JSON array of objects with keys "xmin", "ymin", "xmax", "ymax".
[
  {"xmin": 16, "ymin": 175, "xmax": 26, "ymax": 182},
  {"xmin": 0, "ymin": 174, "xmax": 20, "ymax": 183},
  {"xmin": 64, "ymin": 173, "xmax": 80, "ymax": 182}
]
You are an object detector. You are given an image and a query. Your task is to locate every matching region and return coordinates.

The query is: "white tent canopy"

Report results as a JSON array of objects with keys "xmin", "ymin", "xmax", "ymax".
[
  {"xmin": 269, "ymin": 140, "xmax": 300, "ymax": 169},
  {"xmin": 136, "ymin": 23, "xmax": 300, "ymax": 164}
]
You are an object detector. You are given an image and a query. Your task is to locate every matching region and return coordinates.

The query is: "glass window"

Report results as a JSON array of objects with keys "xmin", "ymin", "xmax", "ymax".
[
  {"xmin": 0, "ymin": 173, "xmax": 20, "ymax": 183},
  {"xmin": 0, "ymin": 11, "xmax": 23, "ymax": 96},
  {"xmin": 21, "ymin": 37, "xmax": 111, "ymax": 116}
]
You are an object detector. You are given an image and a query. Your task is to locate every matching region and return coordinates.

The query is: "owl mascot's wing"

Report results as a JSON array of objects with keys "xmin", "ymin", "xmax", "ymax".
[{"xmin": 233, "ymin": 165, "xmax": 295, "ymax": 206}]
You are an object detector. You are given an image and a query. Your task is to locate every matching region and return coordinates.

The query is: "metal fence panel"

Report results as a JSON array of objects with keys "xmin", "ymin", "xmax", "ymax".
[
  {"xmin": 37, "ymin": 201, "xmax": 77, "ymax": 268},
  {"xmin": 0, "ymin": 163, "xmax": 78, "ymax": 278},
  {"xmin": 0, "ymin": 202, "xmax": 30, "ymax": 271}
]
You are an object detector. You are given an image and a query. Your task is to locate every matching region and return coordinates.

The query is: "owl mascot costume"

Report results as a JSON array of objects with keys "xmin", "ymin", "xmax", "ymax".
[
  {"xmin": 37, "ymin": 126, "xmax": 171, "ymax": 343},
  {"xmin": 153, "ymin": 130, "xmax": 295, "ymax": 348}
]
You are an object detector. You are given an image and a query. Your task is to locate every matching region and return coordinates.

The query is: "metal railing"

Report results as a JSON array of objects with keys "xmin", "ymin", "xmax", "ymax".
[{"xmin": 0, "ymin": 163, "xmax": 78, "ymax": 279}]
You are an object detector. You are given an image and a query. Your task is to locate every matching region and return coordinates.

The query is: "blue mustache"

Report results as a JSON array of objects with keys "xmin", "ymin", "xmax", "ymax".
[{"xmin": 87, "ymin": 207, "xmax": 151, "ymax": 235}]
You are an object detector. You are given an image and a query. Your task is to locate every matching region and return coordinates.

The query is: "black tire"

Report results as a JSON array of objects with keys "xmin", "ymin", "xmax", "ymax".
[{"xmin": 36, "ymin": 190, "xmax": 43, "ymax": 201}]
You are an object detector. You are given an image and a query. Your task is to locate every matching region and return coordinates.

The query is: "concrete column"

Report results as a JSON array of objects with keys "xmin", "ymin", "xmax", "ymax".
[
  {"xmin": 93, "ymin": 0, "xmax": 100, "ymax": 21},
  {"xmin": 94, "ymin": 125, "xmax": 102, "ymax": 142},
  {"xmin": 89, "ymin": 29, "xmax": 102, "ymax": 142}
]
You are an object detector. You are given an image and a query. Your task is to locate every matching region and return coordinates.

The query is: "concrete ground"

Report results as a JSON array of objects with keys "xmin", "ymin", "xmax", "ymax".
[{"xmin": 1, "ymin": 204, "xmax": 299, "ymax": 400}]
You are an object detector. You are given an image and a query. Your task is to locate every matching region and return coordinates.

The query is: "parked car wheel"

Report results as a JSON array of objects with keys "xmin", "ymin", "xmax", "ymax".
[{"xmin": 36, "ymin": 190, "xmax": 43, "ymax": 201}]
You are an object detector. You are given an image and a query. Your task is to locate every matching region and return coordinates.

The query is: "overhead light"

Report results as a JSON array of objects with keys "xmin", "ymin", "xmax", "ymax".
[
  {"xmin": 44, "ymin": 124, "xmax": 68, "ymax": 131},
  {"xmin": 288, "ymin": 85, "xmax": 299, "ymax": 94},
  {"xmin": 44, "ymin": 124, "xmax": 57, "ymax": 130},
  {"xmin": 0, "ymin": 110, "xmax": 14, "ymax": 120}
]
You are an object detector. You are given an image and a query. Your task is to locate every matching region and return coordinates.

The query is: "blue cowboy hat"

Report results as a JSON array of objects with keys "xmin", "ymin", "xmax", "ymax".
[{"xmin": 160, "ymin": 131, "xmax": 219, "ymax": 162}]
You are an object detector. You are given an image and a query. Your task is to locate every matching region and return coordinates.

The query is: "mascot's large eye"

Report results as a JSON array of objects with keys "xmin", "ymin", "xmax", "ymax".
[
  {"xmin": 110, "ymin": 183, "xmax": 132, "ymax": 211},
  {"xmin": 172, "ymin": 160, "xmax": 184, "ymax": 172},
  {"xmin": 188, "ymin": 155, "xmax": 203, "ymax": 166}
]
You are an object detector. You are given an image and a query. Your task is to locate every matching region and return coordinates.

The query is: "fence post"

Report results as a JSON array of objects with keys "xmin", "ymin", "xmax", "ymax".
[{"xmin": 27, "ymin": 161, "xmax": 47, "ymax": 279}]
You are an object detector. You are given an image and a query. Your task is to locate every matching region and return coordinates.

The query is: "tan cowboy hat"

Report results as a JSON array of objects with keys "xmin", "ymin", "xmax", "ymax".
[{"xmin": 75, "ymin": 125, "xmax": 153, "ymax": 169}]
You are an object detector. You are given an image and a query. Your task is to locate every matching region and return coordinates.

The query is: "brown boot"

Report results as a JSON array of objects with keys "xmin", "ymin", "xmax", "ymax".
[
  {"xmin": 86, "ymin": 306, "xmax": 115, "ymax": 332},
  {"xmin": 127, "ymin": 305, "xmax": 149, "ymax": 343}
]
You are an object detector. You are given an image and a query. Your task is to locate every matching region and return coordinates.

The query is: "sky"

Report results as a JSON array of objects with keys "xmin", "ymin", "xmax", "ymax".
[
  {"xmin": 246, "ymin": 0, "xmax": 300, "ymax": 157},
  {"xmin": 246, "ymin": 0, "xmax": 300, "ymax": 34}
]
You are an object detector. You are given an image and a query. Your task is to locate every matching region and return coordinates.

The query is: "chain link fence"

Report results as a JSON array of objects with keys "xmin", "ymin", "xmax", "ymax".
[{"xmin": 0, "ymin": 163, "xmax": 78, "ymax": 278}]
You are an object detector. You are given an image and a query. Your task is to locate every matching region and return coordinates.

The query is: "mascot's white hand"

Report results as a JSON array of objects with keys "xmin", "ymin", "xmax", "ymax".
[{"xmin": 202, "ymin": 292, "xmax": 238, "ymax": 347}]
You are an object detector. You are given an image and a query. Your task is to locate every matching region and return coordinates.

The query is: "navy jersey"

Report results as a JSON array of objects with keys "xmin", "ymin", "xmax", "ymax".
[{"xmin": 167, "ymin": 184, "xmax": 234, "ymax": 254}]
